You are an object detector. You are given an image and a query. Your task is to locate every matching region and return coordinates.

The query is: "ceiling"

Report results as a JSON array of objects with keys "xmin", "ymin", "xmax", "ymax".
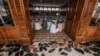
[{"xmin": 29, "ymin": 0, "xmax": 68, "ymax": 7}]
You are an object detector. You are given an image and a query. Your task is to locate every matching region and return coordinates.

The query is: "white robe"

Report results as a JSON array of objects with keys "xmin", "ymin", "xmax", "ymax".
[
  {"xmin": 34, "ymin": 22, "xmax": 42, "ymax": 30},
  {"xmin": 50, "ymin": 23, "xmax": 59, "ymax": 34},
  {"xmin": 47, "ymin": 22, "xmax": 51, "ymax": 30}
]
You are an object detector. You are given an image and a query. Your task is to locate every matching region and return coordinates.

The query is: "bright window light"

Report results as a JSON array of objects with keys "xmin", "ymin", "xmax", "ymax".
[
  {"xmin": 52, "ymin": 8, "xmax": 55, "ymax": 11},
  {"xmin": 44, "ymin": 8, "xmax": 48, "ymax": 11},
  {"xmin": 47, "ymin": 8, "xmax": 51, "ymax": 11},
  {"xmin": 40, "ymin": 7, "xmax": 43, "ymax": 10},
  {"xmin": 35, "ymin": 7, "xmax": 39, "ymax": 10},
  {"xmin": 55, "ymin": 8, "xmax": 59, "ymax": 10}
]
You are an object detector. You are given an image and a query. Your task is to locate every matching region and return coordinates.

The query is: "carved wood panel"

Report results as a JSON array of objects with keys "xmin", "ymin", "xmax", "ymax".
[
  {"xmin": 75, "ymin": 0, "xmax": 98, "ymax": 43},
  {"xmin": 0, "ymin": 0, "xmax": 31, "ymax": 44}
]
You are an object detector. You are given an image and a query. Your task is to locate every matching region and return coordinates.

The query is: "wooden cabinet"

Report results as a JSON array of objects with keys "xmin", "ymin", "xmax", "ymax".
[
  {"xmin": 0, "ymin": 0, "xmax": 32, "ymax": 44},
  {"xmin": 75, "ymin": 0, "xmax": 98, "ymax": 43},
  {"xmin": 65, "ymin": 0, "xmax": 99, "ymax": 44}
]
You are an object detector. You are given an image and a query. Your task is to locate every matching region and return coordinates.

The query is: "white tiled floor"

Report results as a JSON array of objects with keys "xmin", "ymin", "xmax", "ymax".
[{"xmin": 33, "ymin": 29, "xmax": 68, "ymax": 42}]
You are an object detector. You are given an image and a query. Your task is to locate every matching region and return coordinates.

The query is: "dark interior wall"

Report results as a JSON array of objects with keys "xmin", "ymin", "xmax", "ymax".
[{"xmin": 28, "ymin": 0, "xmax": 68, "ymax": 18}]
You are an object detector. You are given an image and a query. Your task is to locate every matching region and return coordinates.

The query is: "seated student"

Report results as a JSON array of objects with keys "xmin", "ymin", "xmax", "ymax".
[
  {"xmin": 57, "ymin": 21, "xmax": 63, "ymax": 32},
  {"xmin": 52, "ymin": 19, "xmax": 57, "ymax": 26},
  {"xmin": 50, "ymin": 21, "xmax": 59, "ymax": 34},
  {"xmin": 43, "ymin": 18, "xmax": 47, "ymax": 29},
  {"xmin": 62, "ymin": 20, "xmax": 65, "ymax": 30},
  {"xmin": 47, "ymin": 18, "xmax": 52, "ymax": 30},
  {"xmin": 39, "ymin": 18, "xmax": 43, "ymax": 25},
  {"xmin": 59, "ymin": 16, "xmax": 66, "ymax": 30},
  {"xmin": 34, "ymin": 19, "xmax": 42, "ymax": 30},
  {"xmin": 57, "ymin": 16, "xmax": 64, "ymax": 31}
]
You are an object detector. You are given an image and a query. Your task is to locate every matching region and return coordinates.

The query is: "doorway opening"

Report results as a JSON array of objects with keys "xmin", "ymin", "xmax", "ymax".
[{"xmin": 28, "ymin": 0, "xmax": 70, "ymax": 42}]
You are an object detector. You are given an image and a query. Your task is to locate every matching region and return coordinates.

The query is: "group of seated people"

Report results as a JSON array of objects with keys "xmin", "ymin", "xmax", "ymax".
[{"xmin": 32, "ymin": 16, "xmax": 65, "ymax": 34}]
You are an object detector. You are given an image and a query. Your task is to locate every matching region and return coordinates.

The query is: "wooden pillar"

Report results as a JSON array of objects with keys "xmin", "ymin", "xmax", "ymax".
[
  {"xmin": 13, "ymin": 0, "xmax": 32, "ymax": 44},
  {"xmin": 75, "ymin": 0, "xmax": 98, "ymax": 43},
  {"xmin": 5, "ymin": 0, "xmax": 32, "ymax": 44},
  {"xmin": 65, "ymin": 0, "xmax": 78, "ymax": 40},
  {"xmin": 65, "ymin": 0, "xmax": 98, "ymax": 44}
]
